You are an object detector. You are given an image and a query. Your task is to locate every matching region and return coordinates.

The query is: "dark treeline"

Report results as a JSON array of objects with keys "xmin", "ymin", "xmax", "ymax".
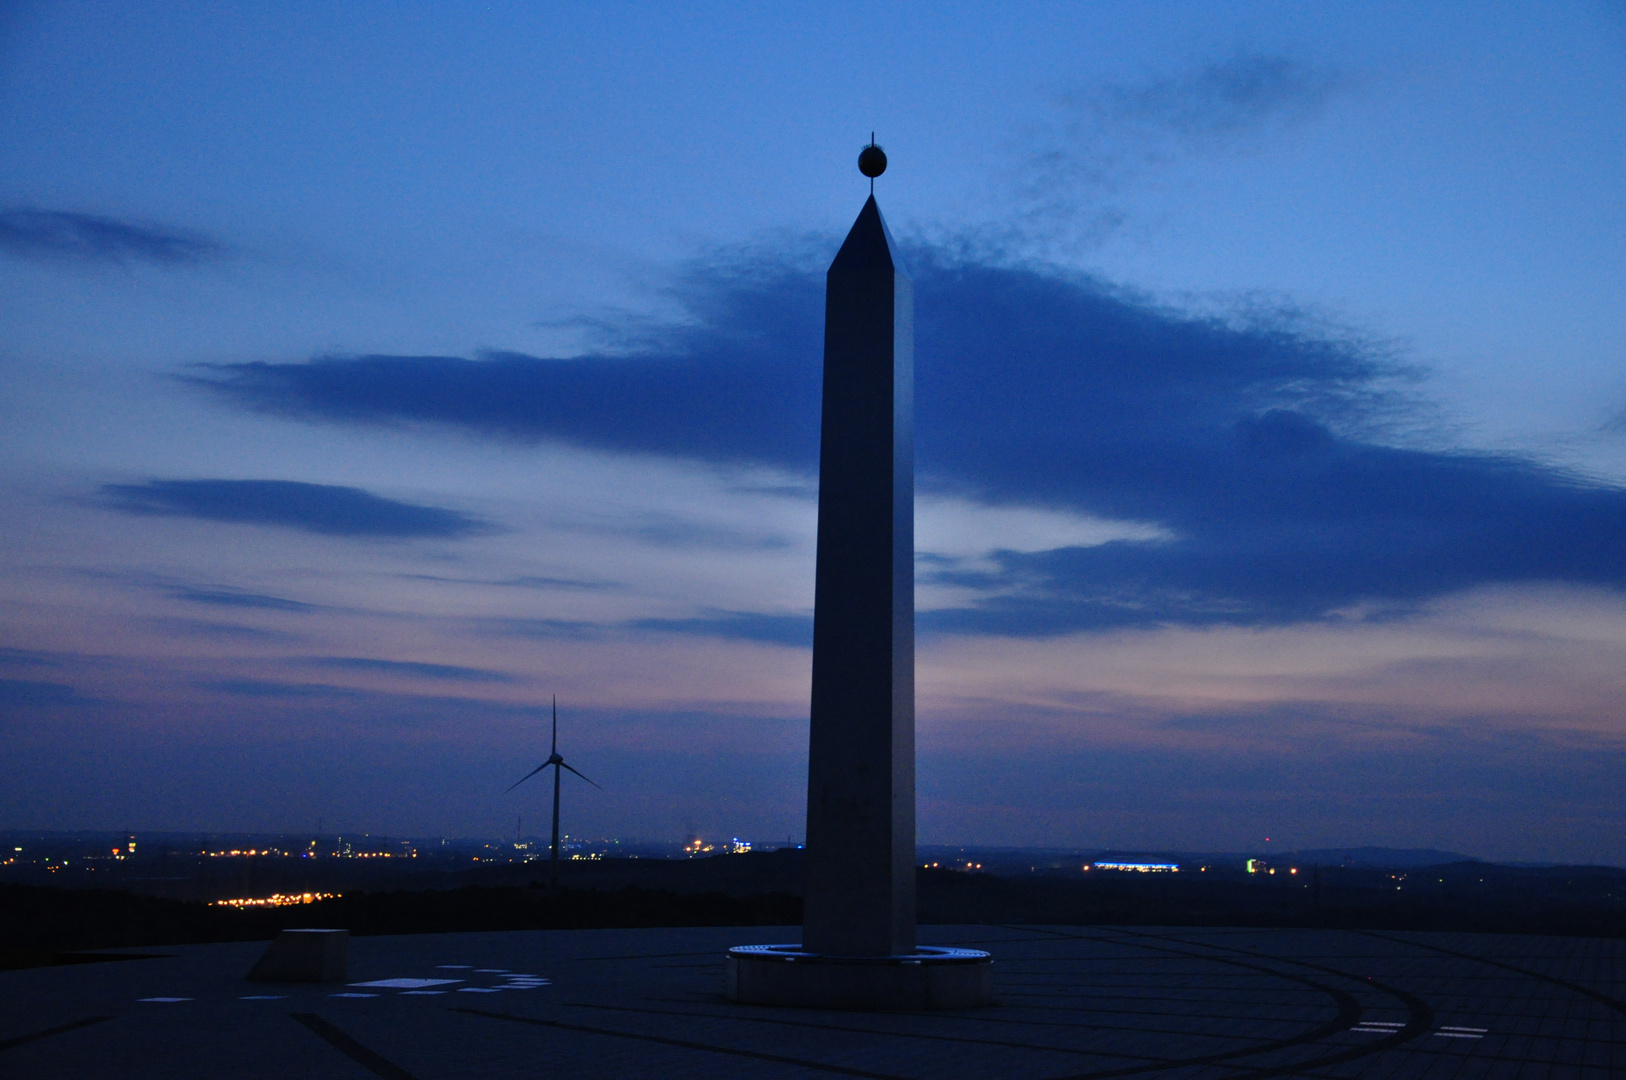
[
  {"xmin": 5, "ymin": 853, "xmax": 1624, "ymax": 971},
  {"xmin": 0, "ymin": 883, "xmax": 800, "ymax": 971},
  {"xmin": 916, "ymin": 862, "xmax": 1626, "ymax": 938}
]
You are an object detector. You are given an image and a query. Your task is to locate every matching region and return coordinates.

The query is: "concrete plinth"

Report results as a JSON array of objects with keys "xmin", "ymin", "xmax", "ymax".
[
  {"xmin": 724, "ymin": 944, "xmax": 992, "ymax": 1010},
  {"xmin": 245, "ymin": 928, "xmax": 349, "ymax": 982}
]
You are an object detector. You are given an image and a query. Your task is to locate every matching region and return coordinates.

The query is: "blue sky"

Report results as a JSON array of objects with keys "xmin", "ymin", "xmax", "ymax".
[{"xmin": 2, "ymin": 2, "xmax": 1625, "ymax": 860}]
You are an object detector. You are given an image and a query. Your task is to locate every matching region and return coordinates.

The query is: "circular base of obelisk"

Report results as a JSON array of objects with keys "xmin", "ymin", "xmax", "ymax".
[{"xmin": 724, "ymin": 944, "xmax": 993, "ymax": 1010}]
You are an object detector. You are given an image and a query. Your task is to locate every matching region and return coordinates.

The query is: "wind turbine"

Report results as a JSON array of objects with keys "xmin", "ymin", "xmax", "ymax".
[{"xmin": 506, "ymin": 696, "xmax": 599, "ymax": 889}]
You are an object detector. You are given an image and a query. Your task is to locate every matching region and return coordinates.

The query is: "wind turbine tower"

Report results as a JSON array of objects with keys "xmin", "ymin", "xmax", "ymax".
[{"xmin": 506, "ymin": 696, "xmax": 599, "ymax": 889}]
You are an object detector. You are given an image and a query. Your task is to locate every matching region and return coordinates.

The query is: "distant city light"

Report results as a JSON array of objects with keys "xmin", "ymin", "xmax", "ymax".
[
  {"xmin": 213, "ymin": 891, "xmax": 338, "ymax": 908},
  {"xmin": 1093, "ymin": 861, "xmax": 1179, "ymax": 873}
]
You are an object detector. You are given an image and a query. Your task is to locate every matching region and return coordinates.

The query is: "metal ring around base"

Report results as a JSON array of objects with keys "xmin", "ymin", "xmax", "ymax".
[
  {"xmin": 727, "ymin": 944, "xmax": 990, "ymax": 964},
  {"xmin": 725, "ymin": 943, "xmax": 995, "ymax": 1009}
]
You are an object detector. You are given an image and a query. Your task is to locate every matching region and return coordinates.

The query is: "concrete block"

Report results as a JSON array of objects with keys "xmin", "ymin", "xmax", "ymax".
[{"xmin": 245, "ymin": 928, "xmax": 349, "ymax": 982}]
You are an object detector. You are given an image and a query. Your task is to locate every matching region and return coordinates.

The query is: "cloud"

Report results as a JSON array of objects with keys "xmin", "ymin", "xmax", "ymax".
[
  {"xmin": 629, "ymin": 612, "xmax": 813, "ymax": 647},
  {"xmin": 147, "ymin": 617, "xmax": 305, "ymax": 642},
  {"xmin": 100, "ymin": 479, "xmax": 493, "ymax": 539},
  {"xmin": 299, "ymin": 657, "xmax": 516, "ymax": 683},
  {"xmin": 923, "ymin": 438, "xmax": 1626, "ymax": 635},
  {"xmin": 0, "ymin": 647, "xmax": 64, "ymax": 668},
  {"xmin": 185, "ymin": 252, "xmax": 827, "ymax": 469},
  {"xmin": 190, "ymin": 349, "xmax": 821, "ymax": 469},
  {"xmin": 0, "ymin": 678, "xmax": 93, "ymax": 706},
  {"xmin": 167, "ymin": 586, "xmax": 320, "ymax": 612},
  {"xmin": 191, "ymin": 245, "xmax": 1626, "ymax": 635},
  {"xmin": 1016, "ymin": 53, "xmax": 1350, "ymax": 246},
  {"xmin": 0, "ymin": 208, "xmax": 227, "ymax": 266},
  {"xmin": 398, "ymin": 572, "xmax": 616, "ymax": 591},
  {"xmin": 479, "ymin": 611, "xmax": 812, "ymax": 647},
  {"xmin": 479, "ymin": 617, "xmax": 605, "ymax": 641},
  {"xmin": 1092, "ymin": 53, "xmax": 1347, "ymax": 146},
  {"xmin": 194, "ymin": 678, "xmax": 361, "ymax": 699},
  {"xmin": 626, "ymin": 514, "xmax": 794, "ymax": 550},
  {"xmin": 181, "ymin": 679, "xmax": 529, "ymax": 728}
]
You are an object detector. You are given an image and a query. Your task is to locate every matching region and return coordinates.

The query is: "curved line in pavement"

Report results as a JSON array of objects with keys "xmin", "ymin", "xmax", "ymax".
[
  {"xmin": 1099, "ymin": 927, "xmax": 1437, "ymax": 1077},
  {"xmin": 0, "ymin": 1016, "xmax": 113, "ymax": 1053},
  {"xmin": 1352, "ymin": 928, "xmax": 1626, "ymax": 1018},
  {"xmin": 452, "ymin": 1007, "xmax": 908, "ymax": 1080},
  {"xmin": 998, "ymin": 926, "xmax": 1430, "ymax": 1080}
]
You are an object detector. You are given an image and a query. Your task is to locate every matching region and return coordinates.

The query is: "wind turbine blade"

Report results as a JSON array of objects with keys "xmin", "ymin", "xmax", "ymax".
[
  {"xmin": 551, "ymin": 695, "xmax": 558, "ymax": 756},
  {"xmin": 504, "ymin": 763, "xmax": 550, "ymax": 793},
  {"xmin": 559, "ymin": 761, "xmax": 601, "ymax": 790}
]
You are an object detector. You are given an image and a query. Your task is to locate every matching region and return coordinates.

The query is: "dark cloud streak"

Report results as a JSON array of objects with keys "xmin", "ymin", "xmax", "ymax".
[
  {"xmin": 479, "ymin": 611, "xmax": 811, "ymax": 646},
  {"xmin": 629, "ymin": 612, "xmax": 813, "ymax": 647},
  {"xmin": 300, "ymin": 657, "xmax": 515, "ymax": 682},
  {"xmin": 188, "ymin": 256, "xmax": 826, "ymax": 469},
  {"xmin": 1094, "ymin": 53, "xmax": 1347, "ymax": 145},
  {"xmin": 168, "ymin": 587, "xmax": 319, "ymax": 612},
  {"xmin": 101, "ymin": 479, "xmax": 493, "ymax": 539},
  {"xmin": 0, "ymin": 678, "xmax": 94, "ymax": 707},
  {"xmin": 147, "ymin": 618, "xmax": 305, "ymax": 642},
  {"xmin": 190, "ymin": 245, "xmax": 1626, "ymax": 634},
  {"xmin": 0, "ymin": 209, "xmax": 226, "ymax": 266},
  {"xmin": 1017, "ymin": 52, "xmax": 1350, "ymax": 248}
]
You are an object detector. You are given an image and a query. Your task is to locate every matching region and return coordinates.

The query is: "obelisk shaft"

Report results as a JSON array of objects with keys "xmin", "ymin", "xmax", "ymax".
[{"xmin": 803, "ymin": 196, "xmax": 915, "ymax": 958}]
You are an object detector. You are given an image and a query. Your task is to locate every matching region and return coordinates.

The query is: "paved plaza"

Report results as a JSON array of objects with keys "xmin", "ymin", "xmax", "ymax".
[{"xmin": 2, "ymin": 923, "xmax": 1622, "ymax": 1078}]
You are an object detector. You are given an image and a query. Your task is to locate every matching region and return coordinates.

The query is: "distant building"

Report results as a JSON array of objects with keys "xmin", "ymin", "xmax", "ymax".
[{"xmin": 1089, "ymin": 860, "xmax": 1179, "ymax": 873}]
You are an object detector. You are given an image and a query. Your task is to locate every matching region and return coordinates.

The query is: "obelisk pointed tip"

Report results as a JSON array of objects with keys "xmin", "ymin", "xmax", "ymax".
[{"xmin": 833, "ymin": 192, "xmax": 906, "ymax": 279}]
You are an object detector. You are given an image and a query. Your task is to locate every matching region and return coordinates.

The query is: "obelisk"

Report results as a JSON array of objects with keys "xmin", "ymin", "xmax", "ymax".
[
  {"xmin": 725, "ymin": 142, "xmax": 990, "ymax": 1009},
  {"xmin": 802, "ymin": 191, "xmax": 916, "ymax": 958}
]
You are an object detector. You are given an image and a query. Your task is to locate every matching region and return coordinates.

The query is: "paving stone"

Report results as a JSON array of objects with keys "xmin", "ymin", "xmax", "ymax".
[{"xmin": 1, "ymin": 925, "xmax": 1621, "ymax": 1078}]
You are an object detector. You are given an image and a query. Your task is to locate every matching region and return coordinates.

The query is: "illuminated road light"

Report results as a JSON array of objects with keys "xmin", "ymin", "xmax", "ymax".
[{"xmin": 212, "ymin": 891, "xmax": 338, "ymax": 908}]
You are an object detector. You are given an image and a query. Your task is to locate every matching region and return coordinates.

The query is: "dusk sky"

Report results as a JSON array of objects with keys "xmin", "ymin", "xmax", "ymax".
[{"xmin": 3, "ymin": 2, "xmax": 1625, "ymax": 861}]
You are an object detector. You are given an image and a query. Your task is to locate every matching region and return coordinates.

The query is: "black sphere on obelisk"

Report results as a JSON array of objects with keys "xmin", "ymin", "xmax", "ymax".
[
  {"xmin": 858, "ymin": 135, "xmax": 887, "ymax": 194},
  {"xmin": 724, "ymin": 143, "xmax": 993, "ymax": 1010},
  {"xmin": 858, "ymin": 139, "xmax": 887, "ymax": 178}
]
